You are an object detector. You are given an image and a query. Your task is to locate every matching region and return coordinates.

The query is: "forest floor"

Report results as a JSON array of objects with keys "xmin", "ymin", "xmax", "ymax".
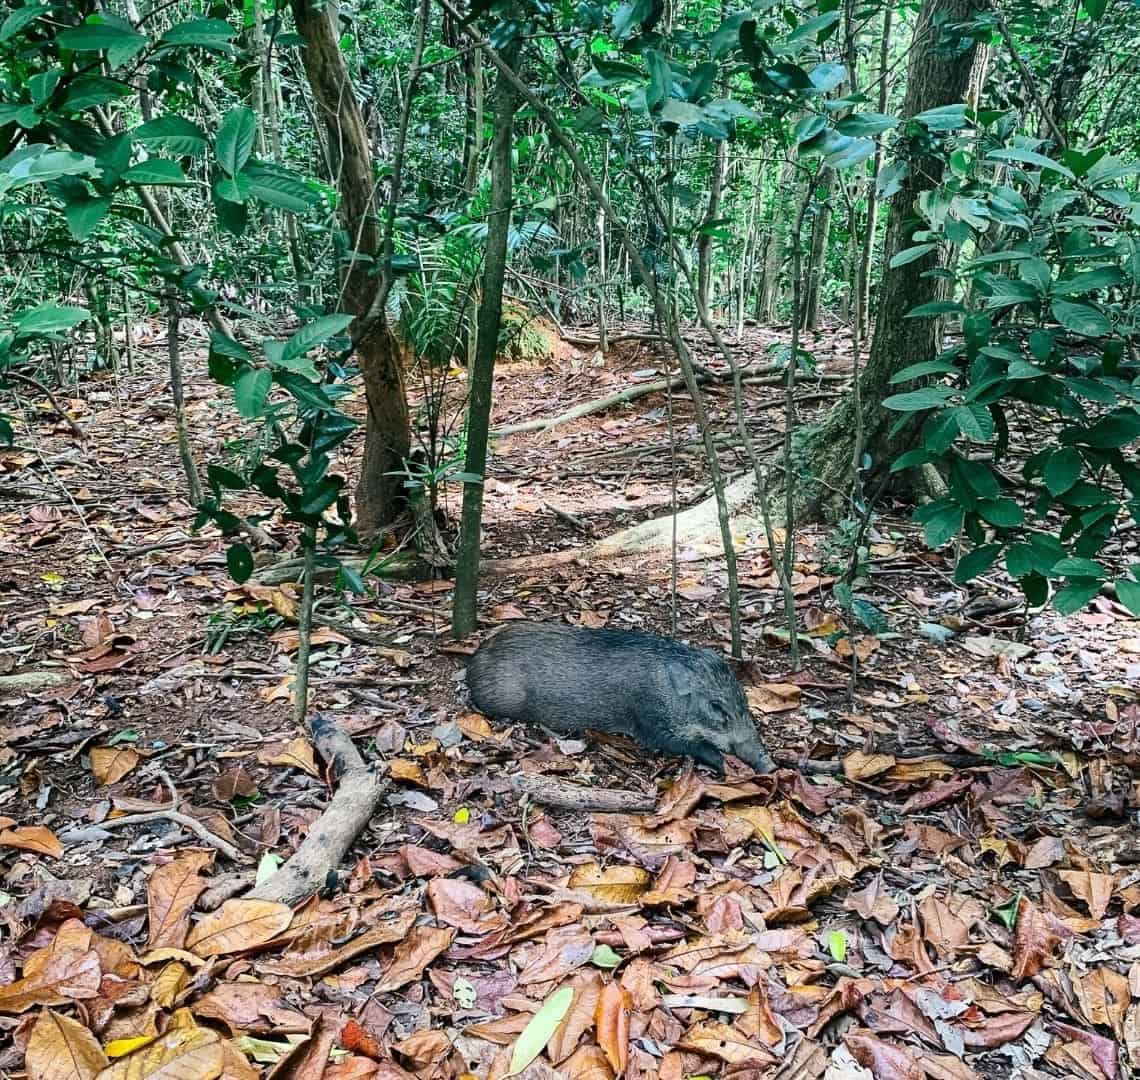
[{"xmin": 1, "ymin": 317, "xmax": 1139, "ymax": 1080}]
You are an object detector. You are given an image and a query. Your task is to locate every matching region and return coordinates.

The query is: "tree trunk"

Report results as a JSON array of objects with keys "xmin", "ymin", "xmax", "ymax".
[
  {"xmin": 451, "ymin": 50, "xmax": 519, "ymax": 637},
  {"xmin": 697, "ymin": 139, "xmax": 727, "ymax": 314},
  {"xmin": 855, "ymin": 5, "xmax": 893, "ymax": 349},
  {"xmin": 800, "ymin": 168, "xmax": 834, "ymax": 330},
  {"xmin": 291, "ymin": 0, "xmax": 410, "ymax": 538},
  {"xmin": 756, "ymin": 157, "xmax": 797, "ymax": 323},
  {"xmin": 796, "ymin": 0, "xmax": 981, "ymax": 520}
]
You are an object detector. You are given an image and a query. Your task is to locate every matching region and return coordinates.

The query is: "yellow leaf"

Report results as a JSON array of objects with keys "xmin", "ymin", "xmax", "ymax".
[
  {"xmin": 105, "ymin": 1035, "xmax": 155, "ymax": 1058},
  {"xmin": 90, "ymin": 747, "xmax": 140, "ymax": 786}
]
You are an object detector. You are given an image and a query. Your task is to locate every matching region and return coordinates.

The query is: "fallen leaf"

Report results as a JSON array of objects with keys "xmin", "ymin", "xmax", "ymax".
[
  {"xmin": 843, "ymin": 750, "xmax": 896, "ymax": 781},
  {"xmin": 677, "ymin": 1020, "xmax": 775, "ymax": 1066},
  {"xmin": 594, "ymin": 981, "xmax": 632, "ymax": 1075},
  {"xmin": 746, "ymin": 683, "xmax": 801, "ymax": 714},
  {"xmin": 844, "ymin": 875, "xmax": 900, "ymax": 926},
  {"xmin": 375, "ymin": 926, "xmax": 455, "ymax": 993},
  {"xmin": 89, "ymin": 747, "xmax": 140, "ymax": 786},
  {"xmin": 1011, "ymin": 897, "xmax": 1065, "ymax": 982},
  {"xmin": 25, "ymin": 1009, "xmax": 109, "ymax": 1080},
  {"xmin": 1058, "ymin": 870, "xmax": 1115, "ymax": 920},
  {"xmin": 567, "ymin": 863, "xmax": 651, "ymax": 904},
  {"xmin": 0, "ymin": 825, "xmax": 63, "ymax": 858},
  {"xmin": 508, "ymin": 986, "xmax": 574, "ymax": 1076},
  {"xmin": 186, "ymin": 900, "xmax": 293, "ymax": 958},
  {"xmin": 259, "ymin": 738, "xmax": 320, "ymax": 778},
  {"xmin": 146, "ymin": 851, "xmax": 213, "ymax": 951}
]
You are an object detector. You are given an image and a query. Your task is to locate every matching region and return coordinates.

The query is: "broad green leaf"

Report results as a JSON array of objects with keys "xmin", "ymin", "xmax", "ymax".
[
  {"xmin": 913, "ymin": 104, "xmax": 968, "ymax": 130},
  {"xmin": 122, "ymin": 159, "xmax": 188, "ymax": 185},
  {"xmin": 890, "ymin": 360, "xmax": 958, "ymax": 384},
  {"xmin": 788, "ymin": 11, "xmax": 840, "ymax": 42},
  {"xmin": 808, "ymin": 62, "xmax": 846, "ymax": 92},
  {"xmin": 977, "ymin": 499, "xmax": 1024, "ymax": 528},
  {"xmin": 1043, "ymin": 448, "xmax": 1081, "ymax": 495},
  {"xmin": 794, "ymin": 115, "xmax": 826, "ymax": 143},
  {"xmin": 15, "ymin": 304, "xmax": 90, "ymax": 336},
  {"xmin": 591, "ymin": 944, "xmax": 622, "ymax": 968},
  {"xmin": 889, "ymin": 243, "xmax": 937, "ymax": 268},
  {"xmin": 922, "ymin": 505, "xmax": 963, "ymax": 548},
  {"xmin": 890, "ymin": 449, "xmax": 937, "ymax": 473},
  {"xmin": 1116, "ymin": 579, "xmax": 1140, "ymax": 617},
  {"xmin": 883, "ymin": 386, "xmax": 957, "ymax": 412},
  {"xmin": 1, "ymin": 4, "xmax": 52, "ymax": 42},
  {"xmin": 1053, "ymin": 267, "xmax": 1123, "ymax": 296},
  {"xmin": 645, "ymin": 49, "xmax": 670, "ymax": 110},
  {"xmin": 216, "ymin": 106, "xmax": 256, "ymax": 177},
  {"xmin": 1082, "ymin": 0, "xmax": 1108, "ymax": 19},
  {"xmin": 1005, "ymin": 543, "xmax": 1034, "ymax": 578},
  {"xmin": 244, "ymin": 163, "xmax": 319, "ymax": 212},
  {"xmin": 64, "ymin": 195, "xmax": 111, "ymax": 240},
  {"xmin": 160, "ymin": 17, "xmax": 237, "ymax": 48},
  {"xmin": 134, "ymin": 115, "xmax": 209, "ymax": 157},
  {"xmin": 1051, "ymin": 299, "xmax": 1111, "ymax": 337},
  {"xmin": 234, "ymin": 368, "xmax": 271, "ymax": 418},
  {"xmin": 954, "ymin": 543, "xmax": 1002, "ymax": 583},
  {"xmin": 985, "ymin": 147, "xmax": 1075, "ymax": 179},
  {"xmin": 659, "ymin": 99, "xmax": 704, "ymax": 126},
  {"xmin": 508, "ymin": 987, "xmax": 573, "ymax": 1077},
  {"xmin": 62, "ymin": 76, "xmax": 133, "ymax": 111},
  {"xmin": 1051, "ymin": 557, "xmax": 1106, "ymax": 579},
  {"xmin": 281, "ymin": 315, "xmax": 354, "ymax": 364},
  {"xmin": 835, "ymin": 112, "xmax": 897, "ymax": 136},
  {"xmin": 1053, "ymin": 580, "xmax": 1100, "ymax": 615},
  {"xmin": 58, "ymin": 20, "xmax": 147, "ymax": 64},
  {"xmin": 226, "ymin": 543, "xmax": 254, "ymax": 583},
  {"xmin": 907, "ymin": 302, "xmax": 966, "ymax": 318},
  {"xmin": 828, "ymin": 930, "xmax": 847, "ymax": 962}
]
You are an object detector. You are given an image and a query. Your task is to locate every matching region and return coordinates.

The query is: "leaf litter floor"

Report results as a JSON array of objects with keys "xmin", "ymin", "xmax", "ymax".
[{"xmin": 0, "ymin": 320, "xmax": 1138, "ymax": 1078}]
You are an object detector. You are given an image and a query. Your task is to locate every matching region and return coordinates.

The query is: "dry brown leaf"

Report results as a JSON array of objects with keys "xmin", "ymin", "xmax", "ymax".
[
  {"xmin": 261, "ymin": 910, "xmax": 416, "ymax": 978},
  {"xmin": 845, "ymin": 1031, "xmax": 923, "ymax": 1079},
  {"xmin": 389, "ymin": 758, "xmax": 429, "ymax": 786},
  {"xmin": 594, "ymin": 981, "xmax": 631, "ymax": 1076},
  {"xmin": 1074, "ymin": 966, "xmax": 1130, "ymax": 1039},
  {"xmin": 0, "ymin": 824, "xmax": 63, "ymax": 858},
  {"xmin": 1058, "ymin": 870, "xmax": 1116, "ymax": 920},
  {"xmin": 192, "ymin": 981, "xmax": 310, "ymax": 1035},
  {"xmin": 677, "ymin": 1021, "xmax": 774, "ymax": 1066},
  {"xmin": 375, "ymin": 926, "xmax": 455, "ymax": 993},
  {"xmin": 918, "ymin": 895, "xmax": 970, "ymax": 958},
  {"xmin": 0, "ymin": 921, "xmax": 101, "ymax": 1013},
  {"xmin": 26, "ymin": 1009, "xmax": 109, "ymax": 1080},
  {"xmin": 270, "ymin": 626, "xmax": 350, "ymax": 652},
  {"xmin": 260, "ymin": 737, "xmax": 320, "ymax": 777},
  {"xmin": 90, "ymin": 747, "xmax": 140, "ymax": 786},
  {"xmin": 150, "ymin": 962, "xmax": 191, "ymax": 1009},
  {"xmin": 427, "ymin": 878, "xmax": 509, "ymax": 934},
  {"xmin": 844, "ymin": 875, "xmax": 900, "ymax": 926},
  {"xmin": 548, "ymin": 970, "xmax": 603, "ymax": 1064},
  {"xmin": 567, "ymin": 863, "xmax": 651, "ymax": 904},
  {"xmin": 1024, "ymin": 835, "xmax": 1064, "ymax": 869},
  {"xmin": 517, "ymin": 925, "xmax": 595, "ymax": 986},
  {"xmin": 186, "ymin": 899, "xmax": 293, "ymax": 958},
  {"xmin": 746, "ymin": 683, "xmax": 801, "ymax": 714},
  {"xmin": 457, "ymin": 712, "xmax": 495, "ymax": 742},
  {"xmin": 146, "ymin": 850, "xmax": 213, "ymax": 951},
  {"xmin": 835, "ymin": 635, "xmax": 880, "ymax": 662},
  {"xmin": 562, "ymin": 1044, "xmax": 615, "ymax": 1080},
  {"xmin": 94, "ymin": 1024, "xmax": 224, "ymax": 1080},
  {"xmin": 392, "ymin": 1029, "xmax": 451, "ymax": 1068},
  {"xmin": 1011, "ymin": 896, "xmax": 1065, "ymax": 982},
  {"xmin": 842, "ymin": 750, "xmax": 896, "ymax": 781}
]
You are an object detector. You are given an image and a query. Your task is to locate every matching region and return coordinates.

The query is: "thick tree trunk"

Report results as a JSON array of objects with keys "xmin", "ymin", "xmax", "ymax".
[
  {"xmin": 452, "ymin": 51, "xmax": 518, "ymax": 636},
  {"xmin": 291, "ymin": 0, "xmax": 410, "ymax": 538},
  {"xmin": 795, "ymin": 0, "xmax": 981, "ymax": 520}
]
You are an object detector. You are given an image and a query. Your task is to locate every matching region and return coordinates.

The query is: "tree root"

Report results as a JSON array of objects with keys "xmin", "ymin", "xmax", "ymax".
[{"xmin": 250, "ymin": 714, "xmax": 389, "ymax": 905}]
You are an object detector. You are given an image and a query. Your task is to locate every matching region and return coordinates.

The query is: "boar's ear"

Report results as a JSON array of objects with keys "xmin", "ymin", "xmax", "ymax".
[{"xmin": 665, "ymin": 661, "xmax": 695, "ymax": 699}]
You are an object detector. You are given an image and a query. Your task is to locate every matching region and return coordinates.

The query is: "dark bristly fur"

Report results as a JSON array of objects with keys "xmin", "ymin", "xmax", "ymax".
[{"xmin": 466, "ymin": 622, "xmax": 774, "ymax": 774}]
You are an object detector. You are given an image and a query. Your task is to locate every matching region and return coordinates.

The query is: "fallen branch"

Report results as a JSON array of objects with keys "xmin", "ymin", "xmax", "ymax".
[
  {"xmin": 91, "ymin": 770, "xmax": 245, "ymax": 862},
  {"xmin": 511, "ymin": 774, "xmax": 656, "ymax": 813},
  {"xmin": 0, "ymin": 670, "xmax": 74, "ymax": 692},
  {"xmin": 2, "ymin": 370, "xmax": 86, "ymax": 440},
  {"xmin": 250, "ymin": 714, "xmax": 389, "ymax": 904}
]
